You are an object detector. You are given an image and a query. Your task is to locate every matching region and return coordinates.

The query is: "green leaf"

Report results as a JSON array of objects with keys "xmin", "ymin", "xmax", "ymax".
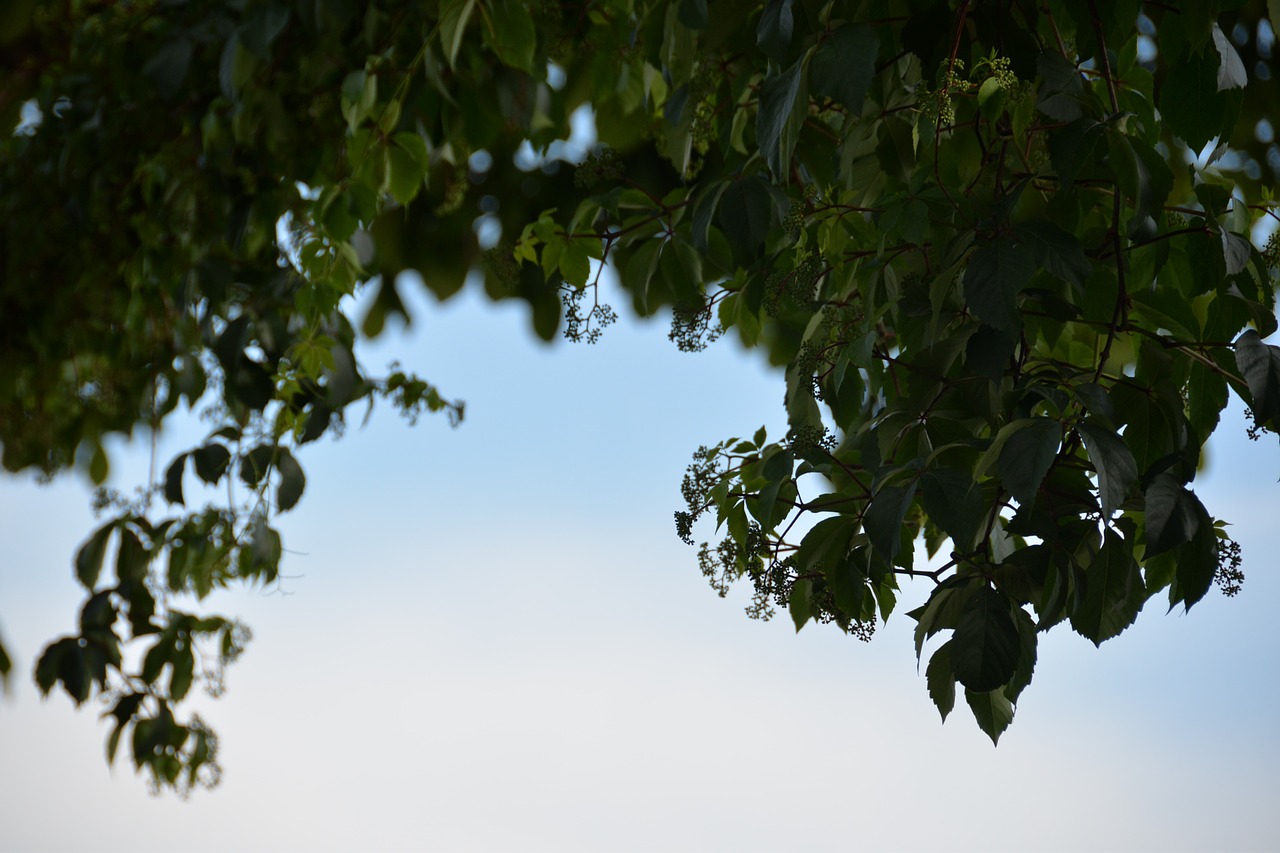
[
  {"xmin": 925, "ymin": 641, "xmax": 956, "ymax": 722},
  {"xmin": 1158, "ymin": 50, "xmax": 1224, "ymax": 153},
  {"xmin": 559, "ymin": 239, "xmax": 591, "ymax": 289},
  {"xmin": 997, "ymin": 418, "xmax": 1060, "ymax": 507},
  {"xmin": 718, "ymin": 177, "xmax": 775, "ymax": 266},
  {"xmin": 1220, "ymin": 229, "xmax": 1251, "ymax": 277},
  {"xmin": 1005, "ymin": 608, "xmax": 1037, "ymax": 704},
  {"xmin": 143, "ymin": 37, "xmax": 193, "ymax": 100},
  {"xmin": 1070, "ymin": 528, "xmax": 1145, "ymax": 645},
  {"xmin": 757, "ymin": 59, "xmax": 807, "ymax": 182},
  {"xmin": 170, "ymin": 646, "xmax": 195, "ymax": 702},
  {"xmin": 89, "ymin": 440, "xmax": 109, "ymax": 485},
  {"xmin": 1234, "ymin": 330, "xmax": 1280, "ymax": 428},
  {"xmin": 485, "ymin": 1, "xmax": 536, "ymax": 73},
  {"xmin": 963, "ymin": 239, "xmax": 1034, "ymax": 331},
  {"xmin": 965, "ymin": 686, "xmax": 1014, "ymax": 745},
  {"xmin": 1211, "ymin": 24, "xmax": 1247, "ymax": 90},
  {"xmin": 193, "ymin": 443, "xmax": 231, "ymax": 484},
  {"xmin": 387, "ymin": 145, "xmax": 425, "ymax": 205},
  {"xmin": 1143, "ymin": 474, "xmax": 1200, "ymax": 558},
  {"xmin": 238, "ymin": 444, "xmax": 274, "ymax": 488},
  {"xmin": 1172, "ymin": 505, "xmax": 1218, "ymax": 610},
  {"xmin": 1016, "ymin": 220, "xmax": 1091, "ymax": 288},
  {"xmin": 1076, "ymin": 421, "xmax": 1138, "ymax": 518},
  {"xmin": 950, "ymin": 586, "xmax": 1021, "ymax": 693},
  {"xmin": 921, "ymin": 469, "xmax": 984, "ymax": 551},
  {"xmin": 864, "ymin": 481, "xmax": 916, "ymax": 566},
  {"xmin": 439, "ymin": 0, "xmax": 478, "ymax": 68},
  {"xmin": 756, "ymin": 0, "xmax": 794, "ymax": 66},
  {"xmin": 115, "ymin": 527, "xmax": 150, "ymax": 588},
  {"xmin": 163, "ymin": 453, "xmax": 187, "ymax": 505},
  {"xmin": 809, "ymin": 25, "xmax": 877, "ymax": 116},
  {"xmin": 276, "ymin": 448, "xmax": 306, "ymax": 512},
  {"xmin": 75, "ymin": 521, "xmax": 115, "ymax": 590},
  {"xmin": 677, "ymin": 0, "xmax": 708, "ymax": 29},
  {"xmin": 789, "ymin": 577, "xmax": 812, "ymax": 632}
]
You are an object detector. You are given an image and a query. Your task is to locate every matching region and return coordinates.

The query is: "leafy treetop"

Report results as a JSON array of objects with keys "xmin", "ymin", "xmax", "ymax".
[{"xmin": 1, "ymin": 0, "xmax": 1278, "ymax": 791}]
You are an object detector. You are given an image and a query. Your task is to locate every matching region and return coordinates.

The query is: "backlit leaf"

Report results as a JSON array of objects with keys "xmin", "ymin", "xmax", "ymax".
[{"xmin": 951, "ymin": 586, "xmax": 1021, "ymax": 692}]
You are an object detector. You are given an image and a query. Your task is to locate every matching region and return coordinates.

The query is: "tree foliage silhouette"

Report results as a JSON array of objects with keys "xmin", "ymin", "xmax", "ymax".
[{"xmin": 1, "ymin": 0, "xmax": 1277, "ymax": 789}]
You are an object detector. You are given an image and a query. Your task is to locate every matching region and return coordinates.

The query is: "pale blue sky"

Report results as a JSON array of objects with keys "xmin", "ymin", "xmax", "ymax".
[{"xmin": 1, "ymin": 274, "xmax": 1278, "ymax": 851}]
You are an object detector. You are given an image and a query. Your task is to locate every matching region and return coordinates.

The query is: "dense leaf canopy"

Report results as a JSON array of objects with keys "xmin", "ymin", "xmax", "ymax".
[{"xmin": 1, "ymin": 0, "xmax": 1278, "ymax": 790}]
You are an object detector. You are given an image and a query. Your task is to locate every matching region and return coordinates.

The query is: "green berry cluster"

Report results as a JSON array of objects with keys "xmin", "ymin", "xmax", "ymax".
[
  {"xmin": 786, "ymin": 422, "xmax": 836, "ymax": 454},
  {"xmin": 783, "ymin": 185, "xmax": 819, "ymax": 235},
  {"xmin": 764, "ymin": 252, "xmax": 824, "ymax": 316},
  {"xmin": 679, "ymin": 444, "xmax": 723, "ymax": 524},
  {"xmin": 1214, "ymin": 535, "xmax": 1244, "ymax": 596},
  {"xmin": 561, "ymin": 284, "xmax": 618, "ymax": 344},
  {"xmin": 919, "ymin": 58, "xmax": 966, "ymax": 127},
  {"xmin": 668, "ymin": 299, "xmax": 724, "ymax": 352},
  {"xmin": 1263, "ymin": 229, "xmax": 1280, "ymax": 268},
  {"xmin": 574, "ymin": 147, "xmax": 625, "ymax": 189},
  {"xmin": 1245, "ymin": 407, "xmax": 1272, "ymax": 441}
]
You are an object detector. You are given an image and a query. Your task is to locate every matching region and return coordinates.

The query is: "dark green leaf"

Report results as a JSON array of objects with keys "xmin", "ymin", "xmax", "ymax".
[
  {"xmin": 1070, "ymin": 528, "xmax": 1144, "ymax": 645},
  {"xmin": 1172, "ymin": 504, "xmax": 1218, "ymax": 610},
  {"xmin": 485, "ymin": 1, "xmax": 536, "ymax": 73},
  {"xmin": 677, "ymin": 0, "xmax": 708, "ymax": 29},
  {"xmin": 1005, "ymin": 608, "xmax": 1037, "ymax": 704},
  {"xmin": 1158, "ymin": 50, "xmax": 1224, "ymax": 153},
  {"xmin": 921, "ymin": 469, "xmax": 984, "ymax": 551},
  {"xmin": 1234, "ymin": 330, "xmax": 1280, "ymax": 427},
  {"xmin": 757, "ymin": 59, "xmax": 806, "ymax": 181},
  {"xmin": 789, "ymin": 577, "xmax": 812, "ymax": 632},
  {"xmin": 1076, "ymin": 421, "xmax": 1138, "ymax": 518},
  {"xmin": 1143, "ymin": 473, "xmax": 1200, "ymax": 558},
  {"xmin": 75, "ymin": 521, "xmax": 115, "ymax": 590},
  {"xmin": 1016, "ymin": 220, "xmax": 1091, "ymax": 287},
  {"xmin": 718, "ymin": 177, "xmax": 775, "ymax": 267},
  {"xmin": 756, "ymin": 0, "xmax": 794, "ymax": 66},
  {"xmin": 115, "ymin": 527, "xmax": 149, "ymax": 587},
  {"xmin": 238, "ymin": 444, "xmax": 275, "ymax": 488},
  {"xmin": 997, "ymin": 418, "xmax": 1060, "ymax": 506},
  {"xmin": 143, "ymin": 37, "xmax": 193, "ymax": 100},
  {"xmin": 276, "ymin": 448, "xmax": 306, "ymax": 511},
  {"xmin": 864, "ymin": 482, "xmax": 916, "ymax": 566},
  {"xmin": 951, "ymin": 585, "xmax": 1021, "ymax": 692},
  {"xmin": 925, "ymin": 641, "xmax": 956, "ymax": 722},
  {"xmin": 809, "ymin": 25, "xmax": 877, "ymax": 115},
  {"xmin": 170, "ymin": 646, "xmax": 195, "ymax": 702},
  {"xmin": 963, "ymin": 239, "xmax": 1034, "ymax": 331},
  {"xmin": 965, "ymin": 687, "xmax": 1014, "ymax": 745},
  {"xmin": 193, "ymin": 443, "xmax": 231, "ymax": 485},
  {"xmin": 163, "ymin": 453, "xmax": 187, "ymax": 506}
]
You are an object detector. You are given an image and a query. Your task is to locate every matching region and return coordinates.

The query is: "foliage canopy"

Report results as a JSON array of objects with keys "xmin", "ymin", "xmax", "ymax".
[{"xmin": 2, "ymin": 0, "xmax": 1278, "ymax": 790}]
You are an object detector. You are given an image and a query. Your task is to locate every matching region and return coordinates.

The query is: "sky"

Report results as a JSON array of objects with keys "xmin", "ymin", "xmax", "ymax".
[{"xmin": 1, "ymin": 270, "xmax": 1279, "ymax": 852}]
